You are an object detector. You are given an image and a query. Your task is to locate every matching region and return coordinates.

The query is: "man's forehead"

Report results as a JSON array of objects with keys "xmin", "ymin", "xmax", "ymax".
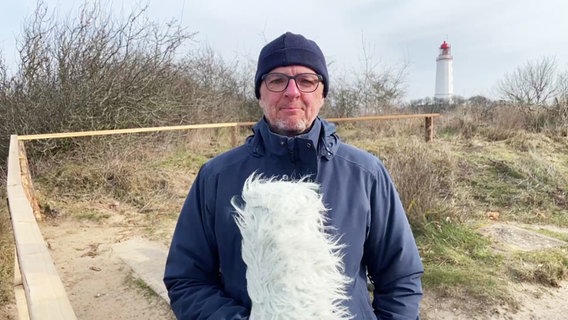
[{"xmin": 269, "ymin": 65, "xmax": 317, "ymax": 74}]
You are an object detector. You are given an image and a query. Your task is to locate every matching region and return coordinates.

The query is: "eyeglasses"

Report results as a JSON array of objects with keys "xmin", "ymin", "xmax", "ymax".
[{"xmin": 261, "ymin": 73, "xmax": 323, "ymax": 93}]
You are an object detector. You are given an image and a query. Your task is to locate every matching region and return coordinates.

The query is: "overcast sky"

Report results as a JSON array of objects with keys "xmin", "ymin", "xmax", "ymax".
[{"xmin": 2, "ymin": 0, "xmax": 567, "ymax": 101}]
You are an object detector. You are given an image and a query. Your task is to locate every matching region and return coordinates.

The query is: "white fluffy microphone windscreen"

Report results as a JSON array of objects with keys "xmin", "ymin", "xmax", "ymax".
[{"xmin": 232, "ymin": 174, "xmax": 352, "ymax": 320}]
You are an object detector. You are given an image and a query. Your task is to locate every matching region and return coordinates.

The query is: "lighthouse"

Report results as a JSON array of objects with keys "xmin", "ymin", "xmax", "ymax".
[{"xmin": 434, "ymin": 41, "xmax": 453, "ymax": 100}]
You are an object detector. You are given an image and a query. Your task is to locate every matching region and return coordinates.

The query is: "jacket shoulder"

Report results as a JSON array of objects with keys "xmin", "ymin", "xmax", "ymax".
[{"xmin": 334, "ymin": 142, "xmax": 386, "ymax": 173}]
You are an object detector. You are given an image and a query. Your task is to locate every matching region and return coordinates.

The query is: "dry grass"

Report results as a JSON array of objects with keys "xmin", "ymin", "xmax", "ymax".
[
  {"xmin": 0, "ymin": 176, "xmax": 15, "ymax": 315},
  {"xmin": 353, "ymin": 135, "xmax": 456, "ymax": 229},
  {"xmin": 508, "ymin": 249, "xmax": 568, "ymax": 287},
  {"xmin": 34, "ymin": 130, "xmax": 230, "ymax": 193}
]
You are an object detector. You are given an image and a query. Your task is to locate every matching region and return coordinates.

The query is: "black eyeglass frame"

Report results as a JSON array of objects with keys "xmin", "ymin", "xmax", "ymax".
[{"xmin": 261, "ymin": 72, "xmax": 323, "ymax": 93}]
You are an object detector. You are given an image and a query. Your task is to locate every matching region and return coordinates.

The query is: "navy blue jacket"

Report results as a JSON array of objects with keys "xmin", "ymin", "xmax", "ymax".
[{"xmin": 164, "ymin": 117, "xmax": 424, "ymax": 319}]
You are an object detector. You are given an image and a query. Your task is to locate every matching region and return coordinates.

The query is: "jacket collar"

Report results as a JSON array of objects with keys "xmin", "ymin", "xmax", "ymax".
[
  {"xmin": 318, "ymin": 118, "xmax": 340, "ymax": 160},
  {"xmin": 248, "ymin": 116, "xmax": 340, "ymax": 160}
]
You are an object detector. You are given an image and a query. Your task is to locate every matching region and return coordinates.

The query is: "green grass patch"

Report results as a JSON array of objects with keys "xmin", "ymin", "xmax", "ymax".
[
  {"xmin": 418, "ymin": 222, "xmax": 509, "ymax": 304},
  {"xmin": 154, "ymin": 149, "xmax": 210, "ymax": 171},
  {"xmin": 75, "ymin": 209, "xmax": 111, "ymax": 222},
  {"xmin": 549, "ymin": 210, "xmax": 568, "ymax": 227},
  {"xmin": 126, "ymin": 274, "xmax": 160, "ymax": 299},
  {"xmin": 424, "ymin": 265, "xmax": 509, "ymax": 304},
  {"xmin": 453, "ymin": 141, "xmax": 568, "ymax": 222},
  {"xmin": 419, "ymin": 222, "xmax": 502, "ymax": 266},
  {"xmin": 507, "ymin": 249, "xmax": 568, "ymax": 287},
  {"xmin": 534, "ymin": 228, "xmax": 568, "ymax": 243}
]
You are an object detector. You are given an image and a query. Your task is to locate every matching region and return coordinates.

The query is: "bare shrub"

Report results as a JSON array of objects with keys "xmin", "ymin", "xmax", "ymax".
[
  {"xmin": 0, "ymin": 1, "xmax": 194, "ymax": 162},
  {"xmin": 0, "ymin": 1, "xmax": 263, "ymax": 166},
  {"xmin": 176, "ymin": 47, "xmax": 260, "ymax": 123},
  {"xmin": 0, "ymin": 53, "xmax": 7, "ymax": 98},
  {"xmin": 0, "ymin": 54, "xmax": 13, "ymax": 163},
  {"xmin": 353, "ymin": 118, "xmax": 423, "ymax": 139},
  {"xmin": 489, "ymin": 103, "xmax": 568, "ymax": 136},
  {"xmin": 435, "ymin": 102, "xmax": 505, "ymax": 139},
  {"xmin": 437, "ymin": 109, "xmax": 482, "ymax": 139},
  {"xmin": 492, "ymin": 57, "xmax": 568, "ymax": 136},
  {"xmin": 532, "ymin": 104, "xmax": 568, "ymax": 136},
  {"xmin": 497, "ymin": 57, "xmax": 557, "ymax": 106},
  {"xmin": 436, "ymin": 101, "xmax": 568, "ymax": 141},
  {"xmin": 323, "ymin": 43, "xmax": 407, "ymax": 118},
  {"xmin": 488, "ymin": 104, "xmax": 526, "ymax": 131},
  {"xmin": 323, "ymin": 73, "xmax": 363, "ymax": 118},
  {"xmin": 14, "ymin": 1, "xmax": 194, "ymax": 128},
  {"xmin": 0, "ymin": 170, "xmax": 14, "ymax": 307},
  {"xmin": 379, "ymin": 137, "xmax": 454, "ymax": 230}
]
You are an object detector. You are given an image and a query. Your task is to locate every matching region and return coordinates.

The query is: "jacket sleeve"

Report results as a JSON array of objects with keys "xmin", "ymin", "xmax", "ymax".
[
  {"xmin": 365, "ymin": 165, "xmax": 424, "ymax": 320},
  {"xmin": 164, "ymin": 168, "xmax": 250, "ymax": 319}
]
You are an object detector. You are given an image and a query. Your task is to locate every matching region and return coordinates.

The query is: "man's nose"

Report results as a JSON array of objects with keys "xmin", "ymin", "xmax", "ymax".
[{"xmin": 284, "ymin": 79, "xmax": 301, "ymax": 97}]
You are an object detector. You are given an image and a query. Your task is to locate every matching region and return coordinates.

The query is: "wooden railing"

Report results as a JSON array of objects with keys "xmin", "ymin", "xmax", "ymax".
[
  {"xmin": 18, "ymin": 113, "xmax": 440, "ymax": 144},
  {"xmin": 326, "ymin": 114, "xmax": 440, "ymax": 142},
  {"xmin": 7, "ymin": 135, "xmax": 77, "ymax": 320},
  {"xmin": 6, "ymin": 113, "xmax": 439, "ymax": 319}
]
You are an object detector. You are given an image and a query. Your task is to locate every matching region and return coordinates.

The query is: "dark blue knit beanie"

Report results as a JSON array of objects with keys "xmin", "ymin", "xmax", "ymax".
[{"xmin": 254, "ymin": 32, "xmax": 329, "ymax": 99}]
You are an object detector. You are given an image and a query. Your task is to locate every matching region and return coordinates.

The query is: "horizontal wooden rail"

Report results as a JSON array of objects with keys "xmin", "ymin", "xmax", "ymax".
[
  {"xmin": 326, "ymin": 114, "xmax": 440, "ymax": 142},
  {"xmin": 17, "ymin": 122, "xmax": 255, "ymax": 141},
  {"xmin": 18, "ymin": 113, "xmax": 440, "ymax": 142},
  {"xmin": 326, "ymin": 113, "xmax": 440, "ymax": 122}
]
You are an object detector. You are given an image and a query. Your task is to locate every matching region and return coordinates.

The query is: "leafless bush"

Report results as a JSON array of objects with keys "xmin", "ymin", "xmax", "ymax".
[
  {"xmin": 435, "ymin": 102, "xmax": 501, "ymax": 139},
  {"xmin": 0, "ymin": 1, "xmax": 262, "ymax": 166},
  {"xmin": 324, "ymin": 64, "xmax": 407, "ymax": 118},
  {"xmin": 437, "ymin": 100, "xmax": 568, "ymax": 140},
  {"xmin": 323, "ymin": 73, "xmax": 364, "ymax": 118},
  {"xmin": 0, "ymin": 1, "xmax": 190, "ymax": 156},
  {"xmin": 0, "ymin": 168, "xmax": 14, "ymax": 307},
  {"xmin": 490, "ymin": 103, "xmax": 568, "ymax": 136},
  {"xmin": 323, "ymin": 43, "xmax": 407, "ymax": 118},
  {"xmin": 493, "ymin": 56, "xmax": 568, "ymax": 135},
  {"xmin": 380, "ymin": 137, "xmax": 453, "ymax": 230},
  {"xmin": 0, "ymin": 54, "xmax": 14, "ymax": 162},
  {"xmin": 16, "ymin": 2, "xmax": 194, "ymax": 128},
  {"xmin": 497, "ymin": 57, "xmax": 557, "ymax": 106},
  {"xmin": 0, "ymin": 54, "xmax": 7, "ymax": 97},
  {"xmin": 177, "ymin": 47, "xmax": 260, "ymax": 123}
]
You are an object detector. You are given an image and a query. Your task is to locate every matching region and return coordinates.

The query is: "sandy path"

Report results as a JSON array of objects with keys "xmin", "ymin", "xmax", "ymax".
[
  {"xmin": 422, "ymin": 280, "xmax": 568, "ymax": 320},
  {"xmin": 40, "ymin": 221, "xmax": 175, "ymax": 320}
]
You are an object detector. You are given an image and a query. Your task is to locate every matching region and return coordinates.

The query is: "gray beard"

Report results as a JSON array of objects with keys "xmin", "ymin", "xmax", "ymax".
[{"xmin": 270, "ymin": 118, "xmax": 309, "ymax": 136}]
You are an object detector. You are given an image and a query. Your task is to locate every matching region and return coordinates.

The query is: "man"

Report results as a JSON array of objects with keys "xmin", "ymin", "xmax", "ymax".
[{"xmin": 164, "ymin": 32, "xmax": 424, "ymax": 319}]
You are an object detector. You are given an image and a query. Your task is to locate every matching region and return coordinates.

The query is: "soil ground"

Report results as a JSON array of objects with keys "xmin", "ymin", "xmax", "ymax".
[
  {"xmin": 2, "ymin": 217, "xmax": 568, "ymax": 319},
  {"xmin": 423, "ymin": 222, "xmax": 568, "ymax": 320},
  {"xmin": 39, "ymin": 220, "xmax": 176, "ymax": 320}
]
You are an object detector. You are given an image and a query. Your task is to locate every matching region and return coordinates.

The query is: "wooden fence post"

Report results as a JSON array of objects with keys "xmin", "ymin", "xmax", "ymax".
[
  {"xmin": 425, "ymin": 116, "xmax": 434, "ymax": 142},
  {"xmin": 14, "ymin": 249, "xmax": 30, "ymax": 320},
  {"xmin": 231, "ymin": 126, "xmax": 238, "ymax": 147}
]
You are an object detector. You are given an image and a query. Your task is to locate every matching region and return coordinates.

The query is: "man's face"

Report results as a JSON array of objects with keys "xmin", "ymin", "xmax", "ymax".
[{"xmin": 259, "ymin": 65, "xmax": 325, "ymax": 136}]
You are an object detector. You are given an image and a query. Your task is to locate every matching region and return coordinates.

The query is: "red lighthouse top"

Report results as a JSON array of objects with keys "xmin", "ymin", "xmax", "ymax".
[{"xmin": 438, "ymin": 41, "xmax": 451, "ymax": 57}]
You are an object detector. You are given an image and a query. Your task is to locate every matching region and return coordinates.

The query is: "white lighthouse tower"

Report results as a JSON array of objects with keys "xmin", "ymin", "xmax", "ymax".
[{"xmin": 434, "ymin": 40, "xmax": 453, "ymax": 100}]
